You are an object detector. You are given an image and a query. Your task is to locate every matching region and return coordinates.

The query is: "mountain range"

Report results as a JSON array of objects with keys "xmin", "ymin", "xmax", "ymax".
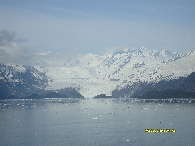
[
  {"xmin": 0, "ymin": 64, "xmax": 83, "ymax": 99},
  {"xmin": 0, "ymin": 47, "xmax": 195, "ymax": 99}
]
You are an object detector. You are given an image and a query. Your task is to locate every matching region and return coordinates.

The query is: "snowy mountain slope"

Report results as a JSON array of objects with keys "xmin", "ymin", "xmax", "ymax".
[
  {"xmin": 0, "ymin": 63, "xmax": 48, "ymax": 87},
  {"xmin": 33, "ymin": 47, "xmax": 195, "ymax": 98},
  {"xmin": 0, "ymin": 63, "xmax": 83, "ymax": 99},
  {"xmin": 106, "ymin": 49, "xmax": 195, "ymax": 85},
  {"xmin": 112, "ymin": 71, "xmax": 195, "ymax": 98},
  {"xmin": 0, "ymin": 63, "xmax": 49, "ymax": 99}
]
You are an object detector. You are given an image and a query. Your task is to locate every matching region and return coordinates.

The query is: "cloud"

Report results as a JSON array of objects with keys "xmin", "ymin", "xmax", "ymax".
[
  {"xmin": 0, "ymin": 29, "xmax": 27, "ymax": 46},
  {"xmin": 0, "ymin": 29, "xmax": 80, "ymax": 66},
  {"xmin": 0, "ymin": 29, "xmax": 33, "ymax": 65},
  {"xmin": 149, "ymin": 8, "xmax": 156, "ymax": 13},
  {"xmin": 1, "ymin": 3, "xmax": 195, "ymax": 57},
  {"xmin": 0, "ymin": 29, "xmax": 16, "ymax": 46},
  {"xmin": 104, "ymin": 46, "xmax": 126, "ymax": 54}
]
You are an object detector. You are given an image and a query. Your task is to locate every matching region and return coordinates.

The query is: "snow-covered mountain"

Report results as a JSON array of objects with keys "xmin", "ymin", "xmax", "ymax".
[
  {"xmin": 0, "ymin": 63, "xmax": 83, "ymax": 99},
  {"xmin": 112, "ymin": 71, "xmax": 195, "ymax": 98},
  {"xmin": 33, "ymin": 47, "xmax": 195, "ymax": 98},
  {"xmin": 0, "ymin": 63, "xmax": 49, "ymax": 99}
]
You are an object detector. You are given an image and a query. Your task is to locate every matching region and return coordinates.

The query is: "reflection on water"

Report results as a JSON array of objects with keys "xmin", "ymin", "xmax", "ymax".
[{"xmin": 0, "ymin": 98, "xmax": 195, "ymax": 146}]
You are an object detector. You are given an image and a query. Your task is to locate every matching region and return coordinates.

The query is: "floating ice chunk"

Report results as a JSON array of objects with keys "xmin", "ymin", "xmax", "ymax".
[
  {"xmin": 142, "ymin": 107, "xmax": 148, "ymax": 110},
  {"xmin": 93, "ymin": 118, "xmax": 97, "ymax": 120}
]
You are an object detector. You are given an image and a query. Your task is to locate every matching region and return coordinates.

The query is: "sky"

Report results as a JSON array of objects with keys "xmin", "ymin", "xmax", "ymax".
[{"xmin": 0, "ymin": 0, "xmax": 195, "ymax": 58}]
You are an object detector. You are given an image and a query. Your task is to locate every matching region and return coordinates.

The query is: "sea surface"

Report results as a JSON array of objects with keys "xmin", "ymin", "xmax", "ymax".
[{"xmin": 0, "ymin": 98, "xmax": 195, "ymax": 146}]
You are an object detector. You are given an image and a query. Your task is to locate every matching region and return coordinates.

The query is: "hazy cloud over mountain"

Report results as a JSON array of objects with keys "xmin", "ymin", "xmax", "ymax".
[
  {"xmin": 0, "ymin": 29, "xmax": 32, "ymax": 65},
  {"xmin": 0, "ymin": 29, "xmax": 16, "ymax": 46},
  {"xmin": 0, "ymin": 29, "xmax": 78, "ymax": 65},
  {"xmin": 0, "ymin": 29, "xmax": 27, "ymax": 46},
  {"xmin": 1, "ymin": 1, "xmax": 194, "ymax": 54}
]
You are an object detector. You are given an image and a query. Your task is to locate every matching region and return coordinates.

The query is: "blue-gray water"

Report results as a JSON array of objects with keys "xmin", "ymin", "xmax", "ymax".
[{"xmin": 0, "ymin": 98, "xmax": 195, "ymax": 146}]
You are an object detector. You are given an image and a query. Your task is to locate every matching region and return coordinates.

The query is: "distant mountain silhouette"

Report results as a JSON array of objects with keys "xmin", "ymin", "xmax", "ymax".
[{"xmin": 93, "ymin": 94, "xmax": 116, "ymax": 99}]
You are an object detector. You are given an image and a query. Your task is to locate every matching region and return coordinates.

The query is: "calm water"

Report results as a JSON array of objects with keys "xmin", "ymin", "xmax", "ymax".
[{"xmin": 0, "ymin": 98, "xmax": 195, "ymax": 146}]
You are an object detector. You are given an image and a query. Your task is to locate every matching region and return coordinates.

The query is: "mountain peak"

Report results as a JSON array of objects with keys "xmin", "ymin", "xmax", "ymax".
[
  {"xmin": 160, "ymin": 49, "xmax": 172, "ymax": 57},
  {"xmin": 25, "ymin": 48, "xmax": 195, "ymax": 97},
  {"xmin": 123, "ymin": 48, "xmax": 129, "ymax": 52}
]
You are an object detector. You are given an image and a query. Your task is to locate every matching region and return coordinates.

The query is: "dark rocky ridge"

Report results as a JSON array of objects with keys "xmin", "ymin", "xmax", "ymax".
[
  {"xmin": 0, "ymin": 64, "xmax": 83, "ymax": 100},
  {"xmin": 93, "ymin": 94, "xmax": 117, "ymax": 99},
  {"xmin": 26, "ymin": 87, "xmax": 84, "ymax": 99},
  {"xmin": 112, "ymin": 72, "xmax": 195, "ymax": 99}
]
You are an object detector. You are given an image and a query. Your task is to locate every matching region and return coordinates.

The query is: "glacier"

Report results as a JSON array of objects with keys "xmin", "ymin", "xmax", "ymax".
[{"xmin": 32, "ymin": 47, "xmax": 195, "ymax": 98}]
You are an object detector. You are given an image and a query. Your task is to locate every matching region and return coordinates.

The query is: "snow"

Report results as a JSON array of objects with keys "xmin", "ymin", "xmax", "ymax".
[
  {"xmin": 7, "ymin": 47, "xmax": 194, "ymax": 98},
  {"xmin": 16, "ymin": 66, "xmax": 26, "ymax": 73}
]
